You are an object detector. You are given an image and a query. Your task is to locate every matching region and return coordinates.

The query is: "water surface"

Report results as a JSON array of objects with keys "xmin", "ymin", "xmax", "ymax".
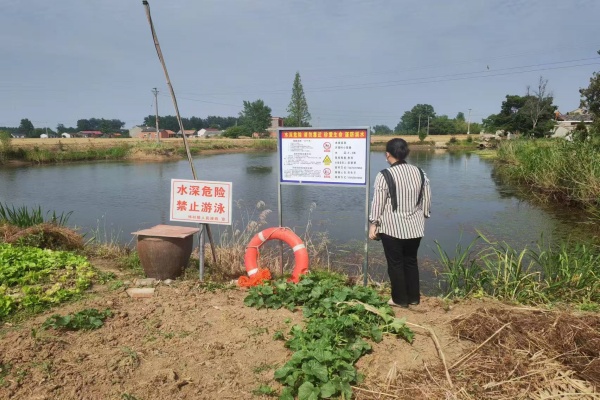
[{"xmin": 0, "ymin": 150, "xmax": 589, "ymax": 288}]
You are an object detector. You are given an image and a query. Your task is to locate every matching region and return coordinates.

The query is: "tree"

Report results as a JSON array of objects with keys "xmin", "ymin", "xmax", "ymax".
[
  {"xmin": 239, "ymin": 99, "xmax": 272, "ymax": 134},
  {"xmin": 484, "ymin": 78, "xmax": 557, "ymax": 138},
  {"xmin": 204, "ymin": 115, "xmax": 237, "ymax": 130},
  {"xmin": 429, "ymin": 115, "xmax": 457, "ymax": 135},
  {"xmin": 396, "ymin": 104, "xmax": 435, "ymax": 134},
  {"xmin": 222, "ymin": 125, "xmax": 251, "ymax": 138},
  {"xmin": 18, "ymin": 118, "xmax": 35, "ymax": 137},
  {"xmin": 76, "ymin": 118, "xmax": 125, "ymax": 133},
  {"xmin": 456, "ymin": 112, "xmax": 465, "ymax": 121},
  {"xmin": 0, "ymin": 130, "xmax": 11, "ymax": 151},
  {"xmin": 572, "ymin": 121, "xmax": 590, "ymax": 142},
  {"xmin": 372, "ymin": 125, "xmax": 392, "ymax": 135},
  {"xmin": 579, "ymin": 51, "xmax": 600, "ymax": 136},
  {"xmin": 286, "ymin": 72, "xmax": 311, "ymax": 127},
  {"xmin": 56, "ymin": 123, "xmax": 77, "ymax": 133},
  {"xmin": 142, "ymin": 115, "xmax": 238, "ymax": 132},
  {"xmin": 522, "ymin": 76, "xmax": 556, "ymax": 136}
]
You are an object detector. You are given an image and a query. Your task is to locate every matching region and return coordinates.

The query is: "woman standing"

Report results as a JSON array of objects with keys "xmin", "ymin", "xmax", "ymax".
[{"xmin": 369, "ymin": 138, "xmax": 431, "ymax": 308}]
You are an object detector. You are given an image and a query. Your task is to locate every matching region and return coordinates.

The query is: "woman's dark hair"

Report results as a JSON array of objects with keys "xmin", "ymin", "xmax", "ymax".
[{"xmin": 386, "ymin": 138, "xmax": 410, "ymax": 161}]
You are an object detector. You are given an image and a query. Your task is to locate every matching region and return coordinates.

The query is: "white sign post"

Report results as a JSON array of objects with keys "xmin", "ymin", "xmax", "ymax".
[
  {"xmin": 170, "ymin": 179, "xmax": 232, "ymax": 280},
  {"xmin": 277, "ymin": 128, "xmax": 371, "ymax": 285}
]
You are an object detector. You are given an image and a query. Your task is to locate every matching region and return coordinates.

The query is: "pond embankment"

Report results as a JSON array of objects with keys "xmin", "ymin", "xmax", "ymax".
[{"xmin": 1, "ymin": 135, "xmax": 479, "ymax": 165}]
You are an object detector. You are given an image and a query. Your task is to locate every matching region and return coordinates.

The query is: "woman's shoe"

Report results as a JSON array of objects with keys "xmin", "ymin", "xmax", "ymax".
[{"xmin": 388, "ymin": 299, "xmax": 408, "ymax": 308}]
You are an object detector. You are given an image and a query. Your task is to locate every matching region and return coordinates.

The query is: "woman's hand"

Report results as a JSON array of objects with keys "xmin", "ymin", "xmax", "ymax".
[{"xmin": 368, "ymin": 223, "xmax": 378, "ymax": 240}]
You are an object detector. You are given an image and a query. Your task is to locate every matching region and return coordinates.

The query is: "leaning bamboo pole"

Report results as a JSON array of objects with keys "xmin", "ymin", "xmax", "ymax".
[{"xmin": 142, "ymin": 1, "xmax": 217, "ymax": 266}]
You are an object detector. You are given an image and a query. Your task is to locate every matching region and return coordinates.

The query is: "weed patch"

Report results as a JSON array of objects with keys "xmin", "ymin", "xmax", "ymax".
[
  {"xmin": 244, "ymin": 271, "xmax": 413, "ymax": 399},
  {"xmin": 0, "ymin": 243, "xmax": 96, "ymax": 321},
  {"xmin": 42, "ymin": 308, "xmax": 112, "ymax": 331}
]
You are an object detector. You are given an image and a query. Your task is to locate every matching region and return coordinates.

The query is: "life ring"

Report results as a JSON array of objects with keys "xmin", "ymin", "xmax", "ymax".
[{"xmin": 244, "ymin": 227, "xmax": 309, "ymax": 283}]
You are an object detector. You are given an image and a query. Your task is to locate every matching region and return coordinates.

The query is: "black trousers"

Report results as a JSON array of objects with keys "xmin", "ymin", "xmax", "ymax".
[{"xmin": 380, "ymin": 234, "xmax": 422, "ymax": 306}]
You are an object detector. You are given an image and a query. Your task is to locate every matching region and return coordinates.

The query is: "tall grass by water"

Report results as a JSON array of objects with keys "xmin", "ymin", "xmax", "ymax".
[
  {"xmin": 18, "ymin": 145, "xmax": 130, "ymax": 163},
  {"xmin": 184, "ymin": 138, "xmax": 276, "ymax": 155},
  {"xmin": 202, "ymin": 200, "xmax": 331, "ymax": 281},
  {"xmin": 437, "ymin": 233, "xmax": 600, "ymax": 309},
  {"xmin": 0, "ymin": 202, "xmax": 72, "ymax": 228},
  {"xmin": 495, "ymin": 139, "xmax": 600, "ymax": 208}
]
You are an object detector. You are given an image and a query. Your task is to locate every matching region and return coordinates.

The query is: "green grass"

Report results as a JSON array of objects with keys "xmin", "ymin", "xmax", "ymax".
[
  {"xmin": 0, "ymin": 203, "xmax": 72, "ymax": 228},
  {"xmin": 20, "ymin": 145, "xmax": 130, "ymax": 163},
  {"xmin": 495, "ymin": 139, "xmax": 600, "ymax": 208},
  {"xmin": 437, "ymin": 233, "xmax": 600, "ymax": 307}
]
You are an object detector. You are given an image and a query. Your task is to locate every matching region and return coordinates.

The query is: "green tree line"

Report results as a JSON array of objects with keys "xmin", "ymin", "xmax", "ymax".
[{"xmin": 142, "ymin": 115, "xmax": 238, "ymax": 132}]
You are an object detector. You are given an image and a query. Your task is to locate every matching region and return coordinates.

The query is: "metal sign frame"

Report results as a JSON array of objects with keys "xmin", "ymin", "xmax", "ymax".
[{"xmin": 277, "ymin": 127, "xmax": 371, "ymax": 285}]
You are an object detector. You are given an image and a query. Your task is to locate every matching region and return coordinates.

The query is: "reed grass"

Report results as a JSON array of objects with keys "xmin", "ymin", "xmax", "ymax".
[
  {"xmin": 19, "ymin": 145, "xmax": 130, "ymax": 163},
  {"xmin": 437, "ymin": 232, "xmax": 600, "ymax": 307},
  {"xmin": 200, "ymin": 200, "xmax": 331, "ymax": 281},
  {"xmin": 0, "ymin": 202, "xmax": 72, "ymax": 228},
  {"xmin": 495, "ymin": 139, "xmax": 600, "ymax": 208},
  {"xmin": 183, "ymin": 138, "xmax": 276, "ymax": 155}
]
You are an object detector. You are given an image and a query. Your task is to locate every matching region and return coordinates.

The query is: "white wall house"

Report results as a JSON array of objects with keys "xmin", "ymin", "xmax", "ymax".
[
  {"xmin": 552, "ymin": 108, "xmax": 593, "ymax": 139},
  {"xmin": 197, "ymin": 128, "xmax": 222, "ymax": 138}
]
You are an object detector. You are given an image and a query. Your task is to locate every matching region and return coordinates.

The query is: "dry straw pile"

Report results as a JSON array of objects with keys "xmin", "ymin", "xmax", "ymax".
[
  {"xmin": 360, "ymin": 307, "xmax": 599, "ymax": 399},
  {"xmin": 1, "ymin": 223, "xmax": 84, "ymax": 251}
]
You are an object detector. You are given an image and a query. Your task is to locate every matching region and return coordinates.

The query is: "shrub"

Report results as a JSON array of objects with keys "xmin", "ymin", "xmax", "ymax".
[{"xmin": 222, "ymin": 125, "xmax": 252, "ymax": 138}]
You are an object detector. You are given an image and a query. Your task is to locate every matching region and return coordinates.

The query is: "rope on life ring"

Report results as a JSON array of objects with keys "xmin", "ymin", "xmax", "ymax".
[{"xmin": 238, "ymin": 227, "xmax": 309, "ymax": 286}]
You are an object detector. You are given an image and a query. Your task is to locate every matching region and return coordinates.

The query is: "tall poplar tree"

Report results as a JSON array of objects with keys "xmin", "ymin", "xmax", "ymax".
[{"xmin": 286, "ymin": 72, "xmax": 311, "ymax": 127}]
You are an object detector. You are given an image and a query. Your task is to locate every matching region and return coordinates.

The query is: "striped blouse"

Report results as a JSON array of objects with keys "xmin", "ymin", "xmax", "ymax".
[{"xmin": 369, "ymin": 163, "xmax": 431, "ymax": 239}]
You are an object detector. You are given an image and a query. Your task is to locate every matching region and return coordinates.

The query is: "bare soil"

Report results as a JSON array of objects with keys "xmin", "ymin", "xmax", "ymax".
[
  {"xmin": 0, "ymin": 260, "xmax": 598, "ymax": 400},
  {"xmin": 0, "ymin": 254, "xmax": 494, "ymax": 400}
]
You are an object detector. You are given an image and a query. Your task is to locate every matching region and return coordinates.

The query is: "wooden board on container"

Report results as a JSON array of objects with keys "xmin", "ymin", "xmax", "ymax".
[{"xmin": 132, "ymin": 224, "xmax": 200, "ymax": 238}]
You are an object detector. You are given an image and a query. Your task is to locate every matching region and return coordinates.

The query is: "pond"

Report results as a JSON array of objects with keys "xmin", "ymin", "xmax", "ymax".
[{"xmin": 0, "ymin": 150, "xmax": 589, "ymax": 290}]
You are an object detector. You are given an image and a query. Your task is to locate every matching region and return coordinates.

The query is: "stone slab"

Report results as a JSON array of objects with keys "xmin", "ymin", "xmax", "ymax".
[{"xmin": 126, "ymin": 288, "xmax": 155, "ymax": 298}]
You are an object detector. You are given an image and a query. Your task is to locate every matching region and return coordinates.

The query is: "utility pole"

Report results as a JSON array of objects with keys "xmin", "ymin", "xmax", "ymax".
[
  {"xmin": 467, "ymin": 108, "xmax": 472, "ymax": 135},
  {"xmin": 152, "ymin": 87, "xmax": 160, "ymax": 143},
  {"xmin": 418, "ymin": 115, "xmax": 421, "ymax": 134},
  {"xmin": 427, "ymin": 116, "xmax": 431, "ymax": 135}
]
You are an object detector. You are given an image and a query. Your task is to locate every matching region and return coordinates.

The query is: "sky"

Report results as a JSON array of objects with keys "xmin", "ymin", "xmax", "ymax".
[{"xmin": 1, "ymin": 0, "xmax": 599, "ymax": 131}]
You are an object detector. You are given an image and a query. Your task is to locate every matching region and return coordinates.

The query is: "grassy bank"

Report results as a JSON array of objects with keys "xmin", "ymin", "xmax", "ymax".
[
  {"xmin": 1, "ymin": 135, "xmax": 481, "ymax": 165},
  {"xmin": 0, "ymin": 138, "xmax": 278, "ymax": 165},
  {"xmin": 437, "ymin": 233, "xmax": 600, "ymax": 310},
  {"xmin": 495, "ymin": 139, "xmax": 600, "ymax": 209}
]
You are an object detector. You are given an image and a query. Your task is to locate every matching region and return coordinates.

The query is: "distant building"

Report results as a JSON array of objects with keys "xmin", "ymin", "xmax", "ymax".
[
  {"xmin": 552, "ymin": 108, "xmax": 593, "ymax": 139},
  {"xmin": 10, "ymin": 133, "xmax": 26, "ymax": 138},
  {"xmin": 144, "ymin": 129, "xmax": 172, "ymax": 140},
  {"xmin": 254, "ymin": 117, "xmax": 284, "ymax": 138},
  {"xmin": 78, "ymin": 131, "xmax": 103, "ymax": 138},
  {"xmin": 176, "ymin": 129, "xmax": 197, "ymax": 137},
  {"xmin": 129, "ymin": 126, "xmax": 160, "ymax": 139},
  {"xmin": 197, "ymin": 128, "xmax": 222, "ymax": 138}
]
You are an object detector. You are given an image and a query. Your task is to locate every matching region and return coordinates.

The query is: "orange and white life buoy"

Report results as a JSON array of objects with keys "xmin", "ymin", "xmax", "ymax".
[{"xmin": 244, "ymin": 227, "xmax": 309, "ymax": 283}]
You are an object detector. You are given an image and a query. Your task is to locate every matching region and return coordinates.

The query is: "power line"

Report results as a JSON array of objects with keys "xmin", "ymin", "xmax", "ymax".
[{"xmin": 176, "ymin": 57, "xmax": 599, "ymax": 97}]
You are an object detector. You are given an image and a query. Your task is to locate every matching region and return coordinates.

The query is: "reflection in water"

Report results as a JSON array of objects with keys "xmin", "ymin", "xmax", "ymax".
[
  {"xmin": 0, "ymin": 151, "xmax": 593, "ymax": 290},
  {"xmin": 246, "ymin": 166, "xmax": 273, "ymax": 174}
]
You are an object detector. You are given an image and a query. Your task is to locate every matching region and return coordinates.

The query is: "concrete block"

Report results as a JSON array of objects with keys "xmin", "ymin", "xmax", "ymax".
[
  {"xmin": 134, "ymin": 278, "xmax": 157, "ymax": 287},
  {"xmin": 126, "ymin": 288, "xmax": 155, "ymax": 298}
]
